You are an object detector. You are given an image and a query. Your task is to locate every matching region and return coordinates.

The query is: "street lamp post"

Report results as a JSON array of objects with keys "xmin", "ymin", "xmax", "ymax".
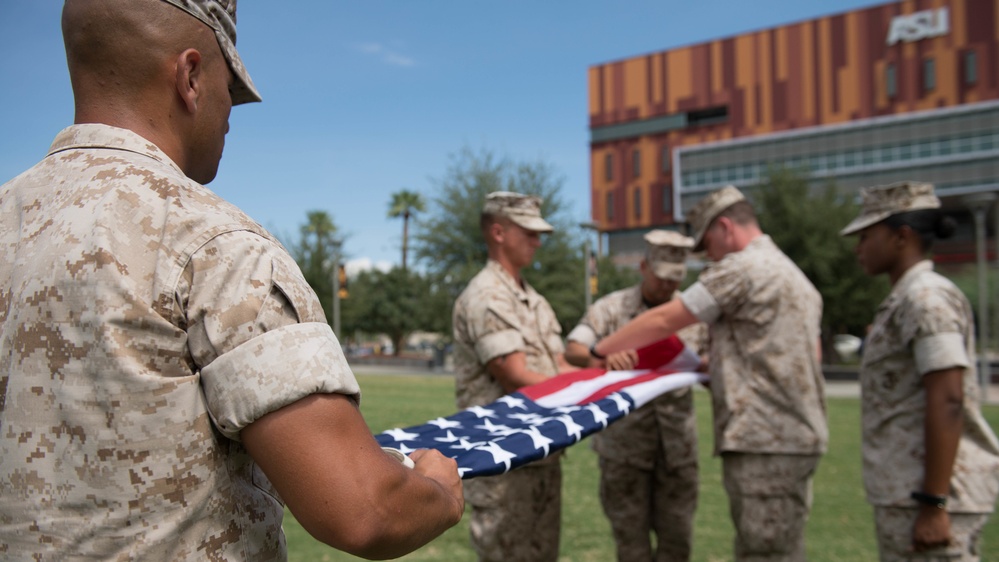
[
  {"xmin": 331, "ymin": 238, "xmax": 343, "ymax": 338},
  {"xmin": 962, "ymin": 193, "xmax": 997, "ymax": 393},
  {"xmin": 579, "ymin": 222, "xmax": 601, "ymax": 309}
]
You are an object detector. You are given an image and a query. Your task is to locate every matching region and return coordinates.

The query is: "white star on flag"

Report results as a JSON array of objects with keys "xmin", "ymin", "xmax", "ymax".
[
  {"xmin": 383, "ymin": 428, "xmax": 419, "ymax": 441},
  {"xmin": 508, "ymin": 412, "xmax": 544, "ymax": 422},
  {"xmin": 497, "ymin": 395, "xmax": 527, "ymax": 409},
  {"xmin": 521, "ymin": 425, "xmax": 555, "ymax": 455},
  {"xmin": 475, "ymin": 441, "xmax": 517, "ymax": 471},
  {"xmin": 475, "ymin": 418, "xmax": 512, "ymax": 434},
  {"xmin": 609, "ymin": 393, "xmax": 632, "ymax": 414},
  {"xmin": 466, "ymin": 405, "xmax": 495, "ymax": 418},
  {"xmin": 585, "ymin": 403, "xmax": 611, "ymax": 428},
  {"xmin": 434, "ymin": 430, "xmax": 461, "ymax": 443},
  {"xmin": 451, "ymin": 438, "xmax": 487, "ymax": 451},
  {"xmin": 428, "ymin": 417, "xmax": 462, "ymax": 429},
  {"xmin": 557, "ymin": 414, "xmax": 585, "ymax": 442}
]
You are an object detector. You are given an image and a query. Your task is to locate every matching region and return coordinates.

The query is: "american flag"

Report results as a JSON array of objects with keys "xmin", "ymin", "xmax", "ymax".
[{"xmin": 375, "ymin": 336, "xmax": 706, "ymax": 479}]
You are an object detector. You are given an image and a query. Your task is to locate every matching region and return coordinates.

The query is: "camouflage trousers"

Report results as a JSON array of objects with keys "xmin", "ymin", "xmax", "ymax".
[
  {"xmin": 722, "ymin": 452, "xmax": 821, "ymax": 562},
  {"xmin": 873, "ymin": 506, "xmax": 990, "ymax": 561},
  {"xmin": 598, "ymin": 456, "xmax": 698, "ymax": 562},
  {"xmin": 464, "ymin": 460, "xmax": 562, "ymax": 562}
]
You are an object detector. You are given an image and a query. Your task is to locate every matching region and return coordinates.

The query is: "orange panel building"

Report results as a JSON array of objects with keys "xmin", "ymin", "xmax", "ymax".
[{"xmin": 588, "ymin": 0, "xmax": 998, "ymax": 264}]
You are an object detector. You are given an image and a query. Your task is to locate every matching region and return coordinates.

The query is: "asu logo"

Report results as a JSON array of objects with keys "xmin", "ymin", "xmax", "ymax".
[{"xmin": 886, "ymin": 8, "xmax": 949, "ymax": 46}]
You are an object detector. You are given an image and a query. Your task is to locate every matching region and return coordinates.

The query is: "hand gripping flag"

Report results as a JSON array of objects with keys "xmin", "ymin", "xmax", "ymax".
[{"xmin": 375, "ymin": 335, "xmax": 706, "ymax": 479}]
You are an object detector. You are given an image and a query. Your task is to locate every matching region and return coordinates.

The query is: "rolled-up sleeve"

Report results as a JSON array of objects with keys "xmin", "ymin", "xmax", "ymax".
[
  {"xmin": 182, "ymin": 230, "xmax": 359, "ymax": 440},
  {"xmin": 680, "ymin": 281, "xmax": 722, "ymax": 324},
  {"xmin": 202, "ymin": 322, "xmax": 360, "ymax": 441}
]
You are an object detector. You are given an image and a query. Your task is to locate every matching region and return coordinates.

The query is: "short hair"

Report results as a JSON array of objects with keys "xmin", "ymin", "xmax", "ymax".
[
  {"xmin": 882, "ymin": 209, "xmax": 956, "ymax": 252},
  {"xmin": 716, "ymin": 200, "xmax": 757, "ymax": 226}
]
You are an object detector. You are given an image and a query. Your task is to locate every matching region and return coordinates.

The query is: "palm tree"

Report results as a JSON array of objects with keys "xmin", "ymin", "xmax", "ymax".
[
  {"xmin": 387, "ymin": 190, "xmax": 426, "ymax": 271},
  {"xmin": 293, "ymin": 210, "xmax": 341, "ymax": 321}
]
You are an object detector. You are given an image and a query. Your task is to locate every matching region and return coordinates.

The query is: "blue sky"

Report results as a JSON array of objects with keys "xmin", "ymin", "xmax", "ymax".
[{"xmin": 0, "ymin": 1, "xmax": 881, "ymax": 272}]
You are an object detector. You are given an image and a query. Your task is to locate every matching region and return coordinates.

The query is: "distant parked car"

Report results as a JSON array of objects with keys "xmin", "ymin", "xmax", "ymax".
[{"xmin": 833, "ymin": 334, "xmax": 863, "ymax": 362}]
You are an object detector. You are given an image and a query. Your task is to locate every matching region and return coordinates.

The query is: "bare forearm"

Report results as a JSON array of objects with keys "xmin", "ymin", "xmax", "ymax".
[
  {"xmin": 922, "ymin": 368, "xmax": 964, "ymax": 496},
  {"xmin": 487, "ymin": 352, "xmax": 550, "ymax": 392},
  {"xmin": 338, "ymin": 464, "xmax": 464, "ymax": 559},
  {"xmin": 243, "ymin": 394, "xmax": 463, "ymax": 559},
  {"xmin": 564, "ymin": 341, "xmax": 595, "ymax": 369},
  {"xmin": 594, "ymin": 299, "xmax": 696, "ymax": 357}
]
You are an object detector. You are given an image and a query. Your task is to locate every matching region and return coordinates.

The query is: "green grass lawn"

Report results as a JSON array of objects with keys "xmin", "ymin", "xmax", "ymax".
[{"xmin": 283, "ymin": 374, "xmax": 999, "ymax": 561}]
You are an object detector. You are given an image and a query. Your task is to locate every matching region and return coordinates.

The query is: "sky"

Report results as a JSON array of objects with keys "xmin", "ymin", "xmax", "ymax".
[{"xmin": 0, "ymin": 0, "xmax": 883, "ymax": 273}]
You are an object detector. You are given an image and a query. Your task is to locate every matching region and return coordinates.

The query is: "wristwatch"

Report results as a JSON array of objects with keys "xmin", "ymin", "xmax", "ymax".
[
  {"xmin": 910, "ymin": 491, "xmax": 947, "ymax": 509},
  {"xmin": 589, "ymin": 343, "xmax": 606, "ymax": 360}
]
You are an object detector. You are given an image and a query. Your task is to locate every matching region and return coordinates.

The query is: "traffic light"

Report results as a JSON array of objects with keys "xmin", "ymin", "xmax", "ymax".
[{"xmin": 337, "ymin": 264, "xmax": 348, "ymax": 299}]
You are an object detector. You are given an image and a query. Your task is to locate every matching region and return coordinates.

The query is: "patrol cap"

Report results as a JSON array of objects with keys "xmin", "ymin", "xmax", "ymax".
[
  {"xmin": 686, "ymin": 185, "xmax": 746, "ymax": 250},
  {"xmin": 482, "ymin": 191, "xmax": 554, "ymax": 233},
  {"xmin": 160, "ymin": 0, "xmax": 262, "ymax": 105},
  {"xmin": 644, "ymin": 230, "xmax": 694, "ymax": 281},
  {"xmin": 840, "ymin": 181, "xmax": 940, "ymax": 236}
]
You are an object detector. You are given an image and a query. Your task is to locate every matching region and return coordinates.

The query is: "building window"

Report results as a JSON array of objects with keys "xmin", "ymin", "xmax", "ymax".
[
  {"xmin": 633, "ymin": 187, "xmax": 642, "ymax": 219},
  {"xmin": 886, "ymin": 64, "xmax": 897, "ymax": 98},
  {"xmin": 606, "ymin": 192, "xmax": 614, "ymax": 221},
  {"xmin": 604, "ymin": 153, "xmax": 614, "ymax": 182},
  {"xmin": 632, "ymin": 149, "xmax": 641, "ymax": 178},
  {"xmin": 661, "ymin": 145, "xmax": 670, "ymax": 174},
  {"xmin": 965, "ymin": 51, "xmax": 978, "ymax": 85},
  {"xmin": 923, "ymin": 59, "xmax": 935, "ymax": 92},
  {"xmin": 688, "ymin": 106, "xmax": 728, "ymax": 127},
  {"xmin": 662, "ymin": 186, "xmax": 672, "ymax": 215}
]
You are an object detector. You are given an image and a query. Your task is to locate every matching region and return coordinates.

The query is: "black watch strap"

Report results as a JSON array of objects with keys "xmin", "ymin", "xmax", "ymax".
[
  {"xmin": 910, "ymin": 491, "xmax": 947, "ymax": 508},
  {"xmin": 589, "ymin": 343, "xmax": 606, "ymax": 360}
]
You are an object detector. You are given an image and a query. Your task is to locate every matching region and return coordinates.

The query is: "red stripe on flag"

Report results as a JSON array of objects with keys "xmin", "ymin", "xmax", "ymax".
[
  {"xmin": 633, "ymin": 336, "xmax": 685, "ymax": 370},
  {"xmin": 520, "ymin": 367, "xmax": 609, "ymax": 401},
  {"xmin": 577, "ymin": 370, "xmax": 682, "ymax": 404},
  {"xmin": 519, "ymin": 336, "xmax": 686, "ymax": 402}
]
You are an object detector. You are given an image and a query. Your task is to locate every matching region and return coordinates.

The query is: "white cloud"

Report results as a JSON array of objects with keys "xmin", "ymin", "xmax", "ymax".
[
  {"xmin": 352, "ymin": 42, "xmax": 416, "ymax": 67},
  {"xmin": 346, "ymin": 257, "xmax": 393, "ymax": 276}
]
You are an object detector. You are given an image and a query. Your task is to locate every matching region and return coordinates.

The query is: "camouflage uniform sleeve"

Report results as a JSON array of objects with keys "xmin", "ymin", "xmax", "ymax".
[
  {"xmin": 466, "ymin": 292, "xmax": 527, "ymax": 364},
  {"xmin": 681, "ymin": 257, "xmax": 750, "ymax": 324},
  {"xmin": 566, "ymin": 292, "xmax": 622, "ymax": 347},
  {"xmin": 181, "ymin": 230, "xmax": 360, "ymax": 441},
  {"xmin": 565, "ymin": 323, "xmax": 598, "ymax": 347},
  {"xmin": 901, "ymin": 284, "xmax": 972, "ymax": 376}
]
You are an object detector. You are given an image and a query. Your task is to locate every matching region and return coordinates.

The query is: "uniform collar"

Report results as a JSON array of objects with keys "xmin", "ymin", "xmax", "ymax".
[
  {"xmin": 486, "ymin": 259, "xmax": 537, "ymax": 304},
  {"xmin": 48, "ymin": 124, "xmax": 185, "ymax": 178},
  {"xmin": 880, "ymin": 259, "xmax": 934, "ymax": 311}
]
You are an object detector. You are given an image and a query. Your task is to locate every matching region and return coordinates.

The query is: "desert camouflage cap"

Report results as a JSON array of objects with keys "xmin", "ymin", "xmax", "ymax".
[
  {"xmin": 644, "ymin": 230, "xmax": 694, "ymax": 281},
  {"xmin": 160, "ymin": 0, "xmax": 261, "ymax": 105},
  {"xmin": 482, "ymin": 191, "xmax": 554, "ymax": 233},
  {"xmin": 840, "ymin": 181, "xmax": 940, "ymax": 236},
  {"xmin": 686, "ymin": 185, "xmax": 746, "ymax": 250}
]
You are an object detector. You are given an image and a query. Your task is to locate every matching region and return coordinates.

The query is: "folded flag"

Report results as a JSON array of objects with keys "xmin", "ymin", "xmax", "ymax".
[{"xmin": 375, "ymin": 335, "xmax": 706, "ymax": 479}]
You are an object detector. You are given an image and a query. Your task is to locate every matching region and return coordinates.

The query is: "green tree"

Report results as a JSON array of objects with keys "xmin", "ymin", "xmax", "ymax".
[
  {"xmin": 753, "ymin": 167, "xmax": 889, "ymax": 360},
  {"xmin": 412, "ymin": 146, "xmax": 588, "ymax": 336},
  {"xmin": 291, "ymin": 210, "xmax": 342, "ymax": 324},
  {"xmin": 387, "ymin": 190, "xmax": 426, "ymax": 271},
  {"xmin": 341, "ymin": 267, "xmax": 437, "ymax": 356}
]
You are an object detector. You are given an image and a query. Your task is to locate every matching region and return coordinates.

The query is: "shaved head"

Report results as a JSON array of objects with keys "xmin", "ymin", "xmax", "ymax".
[
  {"xmin": 62, "ymin": 0, "xmax": 226, "ymax": 124},
  {"xmin": 62, "ymin": 0, "xmax": 234, "ymax": 183}
]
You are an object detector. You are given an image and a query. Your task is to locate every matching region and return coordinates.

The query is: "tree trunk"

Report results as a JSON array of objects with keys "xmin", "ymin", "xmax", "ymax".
[{"xmin": 402, "ymin": 212, "xmax": 410, "ymax": 271}]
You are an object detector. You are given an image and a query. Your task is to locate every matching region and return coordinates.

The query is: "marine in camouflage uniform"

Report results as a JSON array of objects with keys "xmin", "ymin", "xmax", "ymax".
[
  {"xmin": 593, "ymin": 186, "xmax": 827, "ymax": 562},
  {"xmin": 841, "ymin": 182, "xmax": 999, "ymax": 561},
  {"xmin": 453, "ymin": 192, "xmax": 567, "ymax": 562},
  {"xmin": 565, "ymin": 230, "xmax": 707, "ymax": 562},
  {"xmin": 0, "ymin": 2, "xmax": 464, "ymax": 559}
]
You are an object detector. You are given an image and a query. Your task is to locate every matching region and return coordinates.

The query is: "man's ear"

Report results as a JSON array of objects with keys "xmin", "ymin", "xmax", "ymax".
[
  {"xmin": 488, "ymin": 220, "xmax": 506, "ymax": 244},
  {"xmin": 175, "ymin": 48, "xmax": 203, "ymax": 114}
]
